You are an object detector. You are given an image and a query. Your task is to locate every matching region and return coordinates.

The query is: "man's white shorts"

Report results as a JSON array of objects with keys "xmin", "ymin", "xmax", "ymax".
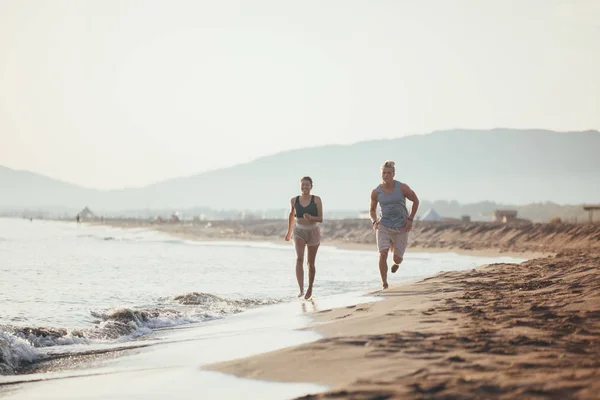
[{"xmin": 376, "ymin": 224, "xmax": 409, "ymax": 257}]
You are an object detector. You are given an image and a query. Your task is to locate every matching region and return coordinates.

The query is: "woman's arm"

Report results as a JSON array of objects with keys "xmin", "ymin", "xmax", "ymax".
[
  {"xmin": 305, "ymin": 196, "xmax": 323, "ymax": 223},
  {"xmin": 285, "ymin": 198, "xmax": 295, "ymax": 240}
]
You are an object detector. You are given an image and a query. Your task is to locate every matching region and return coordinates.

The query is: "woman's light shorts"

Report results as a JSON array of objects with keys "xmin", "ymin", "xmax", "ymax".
[{"xmin": 293, "ymin": 224, "xmax": 321, "ymax": 246}]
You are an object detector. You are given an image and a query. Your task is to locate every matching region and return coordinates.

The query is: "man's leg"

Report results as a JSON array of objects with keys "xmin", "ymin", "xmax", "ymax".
[
  {"xmin": 391, "ymin": 253, "xmax": 403, "ymax": 273},
  {"xmin": 305, "ymin": 244, "xmax": 319, "ymax": 299},
  {"xmin": 391, "ymin": 230, "xmax": 408, "ymax": 273},
  {"xmin": 376, "ymin": 225, "xmax": 391, "ymax": 288},
  {"xmin": 379, "ymin": 249, "xmax": 390, "ymax": 289},
  {"xmin": 293, "ymin": 237, "xmax": 306, "ymax": 297}
]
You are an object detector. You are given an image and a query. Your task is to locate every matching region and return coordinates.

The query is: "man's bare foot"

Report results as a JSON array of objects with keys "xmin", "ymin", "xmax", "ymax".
[
  {"xmin": 298, "ymin": 292, "xmax": 304, "ymax": 298},
  {"xmin": 304, "ymin": 287, "xmax": 313, "ymax": 300},
  {"xmin": 391, "ymin": 264, "xmax": 399, "ymax": 273},
  {"xmin": 382, "ymin": 282, "xmax": 389, "ymax": 289}
]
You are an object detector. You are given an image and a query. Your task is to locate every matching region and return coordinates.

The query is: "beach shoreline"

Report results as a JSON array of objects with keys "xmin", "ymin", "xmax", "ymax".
[
  {"xmin": 16, "ymin": 218, "xmax": 598, "ymax": 399},
  {"xmin": 208, "ymin": 249, "xmax": 600, "ymax": 399},
  {"xmin": 83, "ymin": 218, "xmax": 555, "ymax": 259}
]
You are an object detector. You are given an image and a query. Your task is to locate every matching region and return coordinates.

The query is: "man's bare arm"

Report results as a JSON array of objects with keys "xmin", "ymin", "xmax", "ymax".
[
  {"xmin": 369, "ymin": 189, "xmax": 379, "ymax": 224},
  {"xmin": 401, "ymin": 183, "xmax": 419, "ymax": 220}
]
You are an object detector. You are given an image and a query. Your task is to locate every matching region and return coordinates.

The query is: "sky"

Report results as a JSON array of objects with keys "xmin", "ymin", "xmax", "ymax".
[{"xmin": 1, "ymin": 0, "xmax": 599, "ymax": 190}]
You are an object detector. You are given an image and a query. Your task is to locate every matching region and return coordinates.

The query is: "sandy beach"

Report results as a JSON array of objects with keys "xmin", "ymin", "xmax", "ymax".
[
  {"xmin": 3, "ymin": 1, "xmax": 599, "ymax": 398},
  {"xmin": 79, "ymin": 218, "xmax": 600, "ymax": 398},
  {"xmin": 209, "ymin": 249, "xmax": 600, "ymax": 399},
  {"xmin": 89, "ymin": 218, "xmax": 600, "ymax": 257}
]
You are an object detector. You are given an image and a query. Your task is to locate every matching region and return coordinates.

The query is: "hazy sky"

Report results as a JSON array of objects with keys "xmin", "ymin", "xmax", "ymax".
[{"xmin": 1, "ymin": 0, "xmax": 599, "ymax": 189}]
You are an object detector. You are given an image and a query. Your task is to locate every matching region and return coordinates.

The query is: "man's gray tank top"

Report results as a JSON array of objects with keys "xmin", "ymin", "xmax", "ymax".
[{"xmin": 376, "ymin": 180, "xmax": 409, "ymax": 228}]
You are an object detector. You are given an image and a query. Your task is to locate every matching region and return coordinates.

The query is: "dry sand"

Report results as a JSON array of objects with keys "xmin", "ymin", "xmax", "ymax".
[
  {"xmin": 209, "ymin": 250, "xmax": 600, "ymax": 399},
  {"xmin": 89, "ymin": 217, "xmax": 600, "ymax": 257}
]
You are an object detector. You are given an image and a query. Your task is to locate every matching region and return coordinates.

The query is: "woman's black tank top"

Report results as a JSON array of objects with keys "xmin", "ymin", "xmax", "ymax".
[{"xmin": 295, "ymin": 196, "xmax": 318, "ymax": 218}]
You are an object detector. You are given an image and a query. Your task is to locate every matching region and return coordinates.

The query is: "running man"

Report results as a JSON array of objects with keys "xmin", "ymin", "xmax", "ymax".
[{"xmin": 370, "ymin": 160, "xmax": 420, "ymax": 289}]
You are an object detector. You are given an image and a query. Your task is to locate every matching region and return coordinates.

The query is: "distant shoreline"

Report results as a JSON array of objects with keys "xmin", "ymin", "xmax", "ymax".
[{"xmin": 81, "ymin": 217, "xmax": 600, "ymax": 258}]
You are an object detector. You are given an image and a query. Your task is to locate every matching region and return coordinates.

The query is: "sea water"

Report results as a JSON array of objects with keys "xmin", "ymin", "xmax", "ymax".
[{"xmin": 0, "ymin": 218, "xmax": 524, "ymax": 399}]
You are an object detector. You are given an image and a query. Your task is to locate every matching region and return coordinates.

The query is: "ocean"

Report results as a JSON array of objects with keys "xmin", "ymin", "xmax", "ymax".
[{"xmin": 0, "ymin": 218, "xmax": 525, "ymax": 399}]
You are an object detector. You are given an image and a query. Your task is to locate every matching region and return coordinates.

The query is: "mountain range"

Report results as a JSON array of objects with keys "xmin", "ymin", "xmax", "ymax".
[{"xmin": 1, "ymin": 129, "xmax": 598, "ymax": 213}]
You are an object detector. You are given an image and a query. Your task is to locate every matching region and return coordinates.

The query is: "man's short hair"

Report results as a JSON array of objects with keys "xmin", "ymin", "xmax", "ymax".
[{"xmin": 381, "ymin": 160, "xmax": 395, "ymax": 172}]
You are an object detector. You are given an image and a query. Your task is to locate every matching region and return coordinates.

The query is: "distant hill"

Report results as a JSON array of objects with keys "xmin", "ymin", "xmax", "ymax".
[
  {"xmin": 1, "ymin": 129, "xmax": 598, "ymax": 212},
  {"xmin": 0, "ymin": 166, "xmax": 102, "ymax": 209}
]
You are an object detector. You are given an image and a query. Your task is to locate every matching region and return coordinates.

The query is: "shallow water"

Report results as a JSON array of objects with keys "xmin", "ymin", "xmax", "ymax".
[
  {"xmin": 0, "ymin": 293, "xmax": 370, "ymax": 400},
  {"xmin": 0, "ymin": 217, "xmax": 525, "ymax": 380}
]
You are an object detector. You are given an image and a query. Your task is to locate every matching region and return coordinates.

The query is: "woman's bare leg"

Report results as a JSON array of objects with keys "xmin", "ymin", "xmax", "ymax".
[
  {"xmin": 305, "ymin": 244, "xmax": 320, "ymax": 299},
  {"xmin": 294, "ymin": 238, "xmax": 306, "ymax": 297}
]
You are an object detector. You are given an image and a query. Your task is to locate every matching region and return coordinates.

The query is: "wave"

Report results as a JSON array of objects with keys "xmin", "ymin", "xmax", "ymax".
[
  {"xmin": 77, "ymin": 234, "xmax": 125, "ymax": 242},
  {"xmin": 0, "ymin": 292, "xmax": 285, "ymax": 375},
  {"xmin": 76, "ymin": 229, "xmax": 291, "ymax": 250},
  {"xmin": 0, "ymin": 332, "xmax": 38, "ymax": 374},
  {"xmin": 173, "ymin": 292, "xmax": 283, "ymax": 309},
  {"xmin": 77, "ymin": 233, "xmax": 191, "ymax": 245}
]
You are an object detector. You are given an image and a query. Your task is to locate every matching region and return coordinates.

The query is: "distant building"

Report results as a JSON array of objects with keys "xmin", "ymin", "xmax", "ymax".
[
  {"xmin": 583, "ymin": 204, "xmax": 600, "ymax": 223},
  {"xmin": 493, "ymin": 209, "xmax": 518, "ymax": 223},
  {"xmin": 461, "ymin": 215, "xmax": 471, "ymax": 223},
  {"xmin": 78, "ymin": 206, "xmax": 96, "ymax": 220},
  {"xmin": 421, "ymin": 208, "xmax": 443, "ymax": 221}
]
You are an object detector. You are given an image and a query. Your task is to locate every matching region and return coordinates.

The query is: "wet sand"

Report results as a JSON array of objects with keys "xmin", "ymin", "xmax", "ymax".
[
  {"xmin": 210, "ymin": 250, "xmax": 600, "ymax": 399},
  {"xmin": 0, "ymin": 293, "xmax": 375, "ymax": 400}
]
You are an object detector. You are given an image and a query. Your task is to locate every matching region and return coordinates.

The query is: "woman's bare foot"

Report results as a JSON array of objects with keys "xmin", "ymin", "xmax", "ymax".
[
  {"xmin": 298, "ymin": 292, "xmax": 304, "ymax": 298},
  {"xmin": 304, "ymin": 287, "xmax": 313, "ymax": 300},
  {"xmin": 382, "ymin": 282, "xmax": 389, "ymax": 289},
  {"xmin": 391, "ymin": 264, "xmax": 399, "ymax": 273}
]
